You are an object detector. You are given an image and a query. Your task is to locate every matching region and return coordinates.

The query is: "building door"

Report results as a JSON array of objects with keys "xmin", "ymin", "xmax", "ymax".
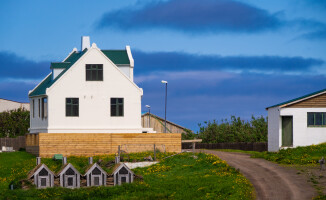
[{"xmin": 282, "ymin": 116, "xmax": 293, "ymax": 146}]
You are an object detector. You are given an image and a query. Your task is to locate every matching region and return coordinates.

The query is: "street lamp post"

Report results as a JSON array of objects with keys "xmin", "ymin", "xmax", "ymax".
[
  {"xmin": 161, "ymin": 80, "xmax": 168, "ymax": 133},
  {"xmin": 145, "ymin": 105, "xmax": 151, "ymax": 128}
]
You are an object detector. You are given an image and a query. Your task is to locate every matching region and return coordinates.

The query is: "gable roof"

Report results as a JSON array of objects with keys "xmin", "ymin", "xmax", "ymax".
[
  {"xmin": 29, "ymin": 48, "xmax": 131, "ymax": 97},
  {"xmin": 266, "ymin": 88, "xmax": 326, "ymax": 110},
  {"xmin": 57, "ymin": 163, "xmax": 81, "ymax": 176},
  {"xmin": 142, "ymin": 112, "xmax": 186, "ymax": 130},
  {"xmin": 112, "ymin": 163, "xmax": 133, "ymax": 175},
  {"xmin": 28, "ymin": 164, "xmax": 54, "ymax": 179},
  {"xmin": 84, "ymin": 163, "xmax": 107, "ymax": 176}
]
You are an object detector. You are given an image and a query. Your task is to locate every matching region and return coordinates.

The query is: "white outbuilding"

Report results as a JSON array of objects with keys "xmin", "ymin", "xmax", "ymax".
[{"xmin": 266, "ymin": 89, "xmax": 326, "ymax": 152}]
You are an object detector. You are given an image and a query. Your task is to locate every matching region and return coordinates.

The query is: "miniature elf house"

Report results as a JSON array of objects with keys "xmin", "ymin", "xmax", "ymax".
[
  {"xmin": 27, "ymin": 157, "xmax": 55, "ymax": 189},
  {"xmin": 84, "ymin": 157, "xmax": 107, "ymax": 186},
  {"xmin": 113, "ymin": 163, "xmax": 134, "ymax": 186},
  {"xmin": 57, "ymin": 158, "xmax": 81, "ymax": 188}
]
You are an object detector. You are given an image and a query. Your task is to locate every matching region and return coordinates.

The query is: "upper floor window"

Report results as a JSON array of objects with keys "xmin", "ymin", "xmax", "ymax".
[
  {"xmin": 86, "ymin": 64, "xmax": 103, "ymax": 81},
  {"xmin": 32, "ymin": 99, "xmax": 35, "ymax": 118},
  {"xmin": 111, "ymin": 98, "xmax": 124, "ymax": 117},
  {"xmin": 66, "ymin": 98, "xmax": 79, "ymax": 117},
  {"xmin": 307, "ymin": 112, "xmax": 326, "ymax": 127}
]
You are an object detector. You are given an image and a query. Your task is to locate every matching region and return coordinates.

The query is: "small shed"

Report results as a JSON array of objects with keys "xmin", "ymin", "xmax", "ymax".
[
  {"xmin": 84, "ymin": 163, "xmax": 107, "ymax": 187},
  {"xmin": 28, "ymin": 164, "xmax": 55, "ymax": 188},
  {"xmin": 113, "ymin": 163, "xmax": 134, "ymax": 186},
  {"xmin": 57, "ymin": 163, "xmax": 81, "ymax": 188}
]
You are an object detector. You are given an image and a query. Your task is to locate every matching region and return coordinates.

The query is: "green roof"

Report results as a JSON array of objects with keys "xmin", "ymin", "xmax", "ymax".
[
  {"xmin": 101, "ymin": 50, "xmax": 130, "ymax": 65},
  {"xmin": 266, "ymin": 88, "xmax": 326, "ymax": 109},
  {"xmin": 50, "ymin": 62, "xmax": 71, "ymax": 69},
  {"xmin": 29, "ymin": 48, "xmax": 130, "ymax": 97}
]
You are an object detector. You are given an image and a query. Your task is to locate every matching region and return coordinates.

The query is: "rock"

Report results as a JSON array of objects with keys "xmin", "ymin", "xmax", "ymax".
[
  {"xmin": 144, "ymin": 155, "xmax": 153, "ymax": 161},
  {"xmin": 97, "ymin": 159, "xmax": 103, "ymax": 164}
]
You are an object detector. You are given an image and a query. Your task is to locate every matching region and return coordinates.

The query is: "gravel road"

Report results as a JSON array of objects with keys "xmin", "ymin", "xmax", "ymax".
[{"xmin": 198, "ymin": 150, "xmax": 316, "ymax": 200}]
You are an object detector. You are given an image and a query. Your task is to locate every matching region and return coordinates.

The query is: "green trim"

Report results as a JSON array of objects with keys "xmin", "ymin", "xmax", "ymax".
[
  {"xmin": 267, "ymin": 88, "xmax": 326, "ymax": 109},
  {"xmin": 101, "ymin": 50, "xmax": 130, "ymax": 65},
  {"xmin": 50, "ymin": 62, "xmax": 71, "ymax": 69}
]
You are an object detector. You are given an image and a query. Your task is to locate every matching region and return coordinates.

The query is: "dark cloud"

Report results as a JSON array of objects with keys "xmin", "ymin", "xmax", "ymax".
[
  {"xmin": 133, "ymin": 50, "xmax": 324, "ymax": 74},
  {"xmin": 0, "ymin": 51, "xmax": 49, "ymax": 79},
  {"xmin": 139, "ymin": 71, "xmax": 326, "ymax": 131},
  {"xmin": 97, "ymin": 0, "xmax": 282, "ymax": 33},
  {"xmin": 300, "ymin": 29, "xmax": 326, "ymax": 40}
]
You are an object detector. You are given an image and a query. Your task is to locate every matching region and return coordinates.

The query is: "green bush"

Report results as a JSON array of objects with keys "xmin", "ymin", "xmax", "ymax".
[
  {"xmin": 0, "ymin": 108, "xmax": 30, "ymax": 138},
  {"xmin": 198, "ymin": 115, "xmax": 267, "ymax": 143}
]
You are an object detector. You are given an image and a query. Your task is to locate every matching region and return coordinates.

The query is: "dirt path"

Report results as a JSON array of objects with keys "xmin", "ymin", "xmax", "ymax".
[{"xmin": 198, "ymin": 150, "xmax": 316, "ymax": 200}]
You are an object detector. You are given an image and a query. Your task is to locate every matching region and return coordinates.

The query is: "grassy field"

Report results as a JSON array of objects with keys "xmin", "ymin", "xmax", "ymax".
[{"xmin": 0, "ymin": 151, "xmax": 254, "ymax": 200}]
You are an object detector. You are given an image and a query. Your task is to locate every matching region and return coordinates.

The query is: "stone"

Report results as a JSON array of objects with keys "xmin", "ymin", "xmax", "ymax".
[{"xmin": 144, "ymin": 156, "xmax": 153, "ymax": 161}]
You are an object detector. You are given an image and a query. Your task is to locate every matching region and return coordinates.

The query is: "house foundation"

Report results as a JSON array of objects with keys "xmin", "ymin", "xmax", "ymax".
[{"xmin": 26, "ymin": 133, "xmax": 181, "ymax": 157}]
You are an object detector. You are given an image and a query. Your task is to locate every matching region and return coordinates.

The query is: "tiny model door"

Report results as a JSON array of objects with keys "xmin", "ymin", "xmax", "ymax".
[{"xmin": 282, "ymin": 116, "xmax": 293, "ymax": 147}]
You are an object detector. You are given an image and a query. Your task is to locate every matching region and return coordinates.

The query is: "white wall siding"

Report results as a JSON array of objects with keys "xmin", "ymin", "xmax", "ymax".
[
  {"xmin": 117, "ymin": 66, "xmax": 130, "ymax": 79},
  {"xmin": 52, "ymin": 69, "xmax": 65, "ymax": 80},
  {"xmin": 44, "ymin": 48, "xmax": 146, "ymax": 133},
  {"xmin": 268, "ymin": 107, "xmax": 281, "ymax": 152},
  {"xmin": 280, "ymin": 108, "xmax": 326, "ymax": 147}
]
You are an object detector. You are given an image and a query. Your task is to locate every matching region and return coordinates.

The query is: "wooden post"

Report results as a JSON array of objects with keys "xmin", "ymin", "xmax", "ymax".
[
  {"xmin": 192, "ymin": 142, "xmax": 195, "ymax": 153},
  {"xmin": 118, "ymin": 145, "xmax": 120, "ymax": 157},
  {"xmin": 154, "ymin": 144, "xmax": 156, "ymax": 161}
]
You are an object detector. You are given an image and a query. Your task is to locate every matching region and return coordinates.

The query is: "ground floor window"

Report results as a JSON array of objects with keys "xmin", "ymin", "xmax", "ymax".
[
  {"xmin": 66, "ymin": 98, "xmax": 79, "ymax": 117},
  {"xmin": 307, "ymin": 112, "xmax": 326, "ymax": 126}
]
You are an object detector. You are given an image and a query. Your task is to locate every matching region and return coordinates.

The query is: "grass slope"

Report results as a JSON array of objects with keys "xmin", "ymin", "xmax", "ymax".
[{"xmin": 0, "ymin": 151, "xmax": 254, "ymax": 200}]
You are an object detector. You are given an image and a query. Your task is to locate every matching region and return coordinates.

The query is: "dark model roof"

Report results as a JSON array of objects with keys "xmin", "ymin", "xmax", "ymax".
[
  {"xmin": 266, "ymin": 88, "xmax": 326, "ymax": 109},
  {"xmin": 27, "ymin": 164, "xmax": 54, "ymax": 179},
  {"xmin": 29, "ymin": 49, "xmax": 130, "ymax": 97}
]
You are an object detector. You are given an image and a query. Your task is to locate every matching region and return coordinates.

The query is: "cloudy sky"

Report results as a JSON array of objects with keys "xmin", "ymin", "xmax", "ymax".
[{"xmin": 1, "ymin": 0, "xmax": 326, "ymax": 131}]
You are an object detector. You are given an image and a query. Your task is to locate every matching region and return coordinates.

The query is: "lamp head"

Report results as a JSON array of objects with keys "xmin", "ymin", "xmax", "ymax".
[
  {"xmin": 145, "ymin": 105, "xmax": 150, "ymax": 108},
  {"xmin": 161, "ymin": 80, "xmax": 168, "ymax": 84}
]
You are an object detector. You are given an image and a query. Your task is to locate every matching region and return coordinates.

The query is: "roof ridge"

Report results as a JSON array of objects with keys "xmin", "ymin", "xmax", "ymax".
[{"xmin": 266, "ymin": 88, "xmax": 326, "ymax": 109}]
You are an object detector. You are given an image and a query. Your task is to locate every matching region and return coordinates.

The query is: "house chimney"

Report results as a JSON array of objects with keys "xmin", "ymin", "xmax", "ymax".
[
  {"xmin": 81, "ymin": 36, "xmax": 90, "ymax": 51},
  {"xmin": 62, "ymin": 157, "xmax": 67, "ymax": 165},
  {"xmin": 36, "ymin": 157, "xmax": 41, "ymax": 165},
  {"xmin": 88, "ymin": 157, "xmax": 93, "ymax": 165}
]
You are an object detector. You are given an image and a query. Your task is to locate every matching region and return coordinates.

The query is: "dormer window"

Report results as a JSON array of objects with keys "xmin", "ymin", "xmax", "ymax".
[{"xmin": 86, "ymin": 64, "xmax": 103, "ymax": 81}]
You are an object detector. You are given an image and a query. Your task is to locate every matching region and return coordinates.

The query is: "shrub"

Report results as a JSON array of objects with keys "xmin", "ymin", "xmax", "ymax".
[
  {"xmin": 0, "ymin": 108, "xmax": 30, "ymax": 138},
  {"xmin": 198, "ymin": 115, "xmax": 267, "ymax": 143}
]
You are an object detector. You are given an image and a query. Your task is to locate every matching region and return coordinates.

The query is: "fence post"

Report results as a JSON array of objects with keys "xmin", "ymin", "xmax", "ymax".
[
  {"xmin": 192, "ymin": 142, "xmax": 195, "ymax": 153},
  {"xmin": 154, "ymin": 144, "xmax": 156, "ymax": 161}
]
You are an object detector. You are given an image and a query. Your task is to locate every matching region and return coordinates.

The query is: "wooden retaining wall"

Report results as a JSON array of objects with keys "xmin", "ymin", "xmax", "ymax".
[
  {"xmin": 26, "ymin": 133, "xmax": 181, "ymax": 157},
  {"xmin": 0, "ymin": 136, "xmax": 26, "ymax": 151}
]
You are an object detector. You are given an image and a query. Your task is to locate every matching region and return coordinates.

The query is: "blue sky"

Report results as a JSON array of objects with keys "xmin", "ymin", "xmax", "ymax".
[{"xmin": 1, "ymin": 0, "xmax": 326, "ymax": 131}]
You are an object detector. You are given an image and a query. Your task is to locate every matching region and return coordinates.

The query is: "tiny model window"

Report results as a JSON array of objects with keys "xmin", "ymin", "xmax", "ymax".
[
  {"xmin": 67, "ymin": 177, "xmax": 73, "ymax": 186},
  {"xmin": 111, "ymin": 98, "xmax": 124, "ymax": 117},
  {"xmin": 307, "ymin": 112, "xmax": 326, "ymax": 127},
  {"xmin": 41, "ymin": 97, "xmax": 47, "ymax": 119},
  {"xmin": 66, "ymin": 98, "xmax": 79, "ymax": 117},
  {"xmin": 92, "ymin": 167, "xmax": 101, "ymax": 175},
  {"xmin": 39, "ymin": 168, "xmax": 49, "ymax": 176},
  {"xmin": 41, "ymin": 178, "xmax": 47, "ymax": 186},
  {"xmin": 66, "ymin": 168, "xmax": 75, "ymax": 175},
  {"xmin": 94, "ymin": 177, "xmax": 100, "ymax": 186},
  {"xmin": 86, "ymin": 64, "xmax": 103, "ymax": 81}
]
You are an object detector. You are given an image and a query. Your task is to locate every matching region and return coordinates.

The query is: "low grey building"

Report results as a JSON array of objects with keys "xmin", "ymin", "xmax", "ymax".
[
  {"xmin": 113, "ymin": 163, "xmax": 134, "ymax": 186},
  {"xmin": 84, "ymin": 163, "xmax": 107, "ymax": 187},
  {"xmin": 28, "ymin": 164, "xmax": 55, "ymax": 189},
  {"xmin": 57, "ymin": 163, "xmax": 81, "ymax": 188}
]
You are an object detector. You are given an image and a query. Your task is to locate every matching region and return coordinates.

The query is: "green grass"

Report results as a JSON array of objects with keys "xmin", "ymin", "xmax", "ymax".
[
  {"xmin": 0, "ymin": 151, "xmax": 254, "ymax": 200},
  {"xmin": 251, "ymin": 143, "xmax": 326, "ymax": 165}
]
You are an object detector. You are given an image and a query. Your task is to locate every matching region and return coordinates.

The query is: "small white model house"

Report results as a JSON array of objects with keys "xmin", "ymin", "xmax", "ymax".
[
  {"xmin": 266, "ymin": 89, "xmax": 326, "ymax": 152},
  {"xmin": 28, "ymin": 160, "xmax": 55, "ymax": 189},
  {"xmin": 84, "ymin": 162, "xmax": 107, "ymax": 187},
  {"xmin": 113, "ymin": 163, "xmax": 134, "ymax": 186},
  {"xmin": 28, "ymin": 37, "xmax": 154, "ymax": 133},
  {"xmin": 57, "ymin": 163, "xmax": 81, "ymax": 188}
]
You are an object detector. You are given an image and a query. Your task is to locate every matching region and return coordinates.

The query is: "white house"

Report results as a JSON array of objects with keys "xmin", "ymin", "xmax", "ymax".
[
  {"xmin": 266, "ymin": 89, "xmax": 326, "ymax": 151},
  {"xmin": 0, "ymin": 98, "xmax": 30, "ymax": 112},
  {"xmin": 28, "ymin": 36, "xmax": 154, "ymax": 133}
]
